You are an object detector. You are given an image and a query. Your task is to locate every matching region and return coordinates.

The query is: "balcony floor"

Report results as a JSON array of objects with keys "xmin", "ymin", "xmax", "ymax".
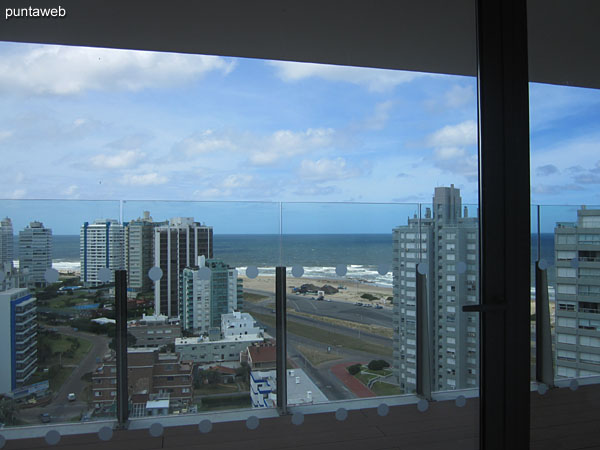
[{"xmin": 4, "ymin": 384, "xmax": 600, "ymax": 450}]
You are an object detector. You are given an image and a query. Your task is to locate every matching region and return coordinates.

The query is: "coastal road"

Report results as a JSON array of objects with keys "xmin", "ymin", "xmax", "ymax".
[{"xmin": 244, "ymin": 288, "xmax": 393, "ymax": 328}]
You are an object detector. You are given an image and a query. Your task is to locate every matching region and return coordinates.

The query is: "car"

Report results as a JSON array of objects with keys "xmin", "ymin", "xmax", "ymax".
[
  {"xmin": 375, "ymin": 305, "xmax": 383, "ymax": 309},
  {"xmin": 40, "ymin": 413, "xmax": 51, "ymax": 423},
  {"xmin": 67, "ymin": 393, "xmax": 76, "ymax": 401},
  {"xmin": 356, "ymin": 302, "xmax": 363, "ymax": 306}
]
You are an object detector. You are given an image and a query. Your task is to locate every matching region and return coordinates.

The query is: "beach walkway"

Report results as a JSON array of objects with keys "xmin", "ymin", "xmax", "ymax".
[{"xmin": 330, "ymin": 362, "xmax": 376, "ymax": 398}]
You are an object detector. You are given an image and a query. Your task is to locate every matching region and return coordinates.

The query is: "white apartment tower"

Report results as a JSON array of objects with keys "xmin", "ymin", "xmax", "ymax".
[
  {"xmin": 19, "ymin": 221, "xmax": 52, "ymax": 288},
  {"xmin": 554, "ymin": 207, "xmax": 600, "ymax": 378},
  {"xmin": 0, "ymin": 288, "xmax": 38, "ymax": 394},
  {"xmin": 393, "ymin": 185, "xmax": 479, "ymax": 392},
  {"xmin": 154, "ymin": 217, "xmax": 213, "ymax": 318},
  {"xmin": 80, "ymin": 219, "xmax": 125, "ymax": 286}
]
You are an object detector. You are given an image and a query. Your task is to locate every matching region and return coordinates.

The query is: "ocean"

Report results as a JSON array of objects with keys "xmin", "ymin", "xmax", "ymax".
[{"xmin": 13, "ymin": 233, "xmax": 555, "ymax": 288}]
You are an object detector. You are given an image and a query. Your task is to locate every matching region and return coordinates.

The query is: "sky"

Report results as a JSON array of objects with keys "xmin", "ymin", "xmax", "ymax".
[{"xmin": 0, "ymin": 42, "xmax": 599, "ymax": 233}]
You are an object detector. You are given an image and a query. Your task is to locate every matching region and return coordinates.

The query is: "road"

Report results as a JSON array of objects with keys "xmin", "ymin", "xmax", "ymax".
[
  {"xmin": 245, "ymin": 288, "xmax": 394, "ymax": 401},
  {"xmin": 19, "ymin": 326, "xmax": 110, "ymax": 424},
  {"xmin": 245, "ymin": 288, "xmax": 393, "ymax": 328}
]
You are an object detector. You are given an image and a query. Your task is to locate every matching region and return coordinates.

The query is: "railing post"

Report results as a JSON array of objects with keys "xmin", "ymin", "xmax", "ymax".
[
  {"xmin": 115, "ymin": 269, "xmax": 129, "ymax": 427},
  {"xmin": 535, "ymin": 262, "xmax": 554, "ymax": 386},
  {"xmin": 416, "ymin": 270, "xmax": 432, "ymax": 400},
  {"xmin": 275, "ymin": 266, "xmax": 288, "ymax": 414}
]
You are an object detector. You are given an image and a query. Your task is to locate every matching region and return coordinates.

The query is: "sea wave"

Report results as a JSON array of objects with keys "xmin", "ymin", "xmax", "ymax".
[{"xmin": 237, "ymin": 265, "xmax": 393, "ymax": 288}]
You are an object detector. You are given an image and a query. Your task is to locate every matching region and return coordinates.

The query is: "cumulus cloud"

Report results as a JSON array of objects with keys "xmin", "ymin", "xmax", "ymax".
[
  {"xmin": 250, "ymin": 128, "xmax": 336, "ymax": 166},
  {"xmin": 121, "ymin": 172, "xmax": 168, "ymax": 186},
  {"xmin": 574, "ymin": 173, "xmax": 600, "ymax": 184},
  {"xmin": 532, "ymin": 184, "xmax": 584, "ymax": 195},
  {"xmin": 536, "ymin": 164, "xmax": 559, "ymax": 176},
  {"xmin": 427, "ymin": 120, "xmax": 477, "ymax": 148},
  {"xmin": 91, "ymin": 150, "xmax": 145, "ymax": 169},
  {"xmin": 269, "ymin": 61, "xmax": 422, "ymax": 93},
  {"xmin": 432, "ymin": 147, "xmax": 478, "ymax": 181},
  {"xmin": 0, "ymin": 44, "xmax": 236, "ymax": 95},
  {"xmin": 299, "ymin": 157, "xmax": 361, "ymax": 182},
  {"xmin": 62, "ymin": 184, "xmax": 80, "ymax": 198},
  {"xmin": 173, "ymin": 130, "xmax": 237, "ymax": 157}
]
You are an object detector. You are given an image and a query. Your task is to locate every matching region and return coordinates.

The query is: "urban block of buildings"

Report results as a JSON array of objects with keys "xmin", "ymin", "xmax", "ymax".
[
  {"xmin": 393, "ymin": 185, "xmax": 479, "ymax": 392},
  {"xmin": 250, "ymin": 368, "xmax": 327, "ymax": 408},
  {"xmin": 127, "ymin": 314, "xmax": 182, "ymax": 348},
  {"xmin": 554, "ymin": 206, "xmax": 600, "ymax": 378},
  {"xmin": 92, "ymin": 348, "xmax": 193, "ymax": 416},
  {"xmin": 175, "ymin": 312, "xmax": 263, "ymax": 364},
  {"xmin": 0, "ymin": 288, "xmax": 38, "ymax": 395}
]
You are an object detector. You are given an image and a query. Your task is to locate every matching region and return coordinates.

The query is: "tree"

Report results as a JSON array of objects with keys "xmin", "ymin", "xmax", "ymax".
[
  {"xmin": 236, "ymin": 362, "xmax": 251, "ymax": 382},
  {"xmin": 347, "ymin": 363, "xmax": 362, "ymax": 375},
  {"xmin": 0, "ymin": 397, "xmax": 19, "ymax": 426},
  {"xmin": 367, "ymin": 359, "xmax": 390, "ymax": 371}
]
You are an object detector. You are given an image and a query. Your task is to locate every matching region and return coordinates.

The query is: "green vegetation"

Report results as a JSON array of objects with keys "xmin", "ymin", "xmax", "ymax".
[
  {"xmin": 39, "ymin": 332, "xmax": 92, "ymax": 366},
  {"xmin": 371, "ymin": 382, "xmax": 404, "ymax": 396},
  {"xmin": 289, "ymin": 310, "xmax": 393, "ymax": 339},
  {"xmin": 354, "ymin": 371, "xmax": 378, "ymax": 385},
  {"xmin": 297, "ymin": 345, "xmax": 342, "ymax": 366},
  {"xmin": 252, "ymin": 312, "xmax": 392, "ymax": 357},
  {"xmin": 367, "ymin": 359, "xmax": 391, "ymax": 371},
  {"xmin": 243, "ymin": 292, "xmax": 269, "ymax": 303},
  {"xmin": 30, "ymin": 365, "xmax": 74, "ymax": 392},
  {"xmin": 0, "ymin": 397, "xmax": 19, "ymax": 426},
  {"xmin": 194, "ymin": 383, "xmax": 239, "ymax": 395},
  {"xmin": 360, "ymin": 293, "xmax": 378, "ymax": 301},
  {"xmin": 197, "ymin": 393, "xmax": 251, "ymax": 411},
  {"xmin": 347, "ymin": 363, "xmax": 362, "ymax": 375}
]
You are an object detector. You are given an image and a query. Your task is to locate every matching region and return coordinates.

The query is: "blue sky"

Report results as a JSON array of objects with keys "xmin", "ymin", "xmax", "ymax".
[{"xmin": 0, "ymin": 42, "xmax": 599, "ymax": 233}]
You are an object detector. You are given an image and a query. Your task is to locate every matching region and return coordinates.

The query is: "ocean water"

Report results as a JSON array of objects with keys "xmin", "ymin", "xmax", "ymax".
[{"xmin": 13, "ymin": 233, "xmax": 555, "ymax": 288}]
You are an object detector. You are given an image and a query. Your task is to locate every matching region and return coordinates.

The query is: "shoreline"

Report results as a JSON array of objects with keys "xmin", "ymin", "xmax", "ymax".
[{"xmin": 241, "ymin": 275, "xmax": 393, "ymax": 307}]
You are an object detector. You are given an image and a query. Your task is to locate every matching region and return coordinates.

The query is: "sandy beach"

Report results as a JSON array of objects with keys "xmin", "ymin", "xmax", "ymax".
[{"xmin": 241, "ymin": 275, "xmax": 393, "ymax": 307}]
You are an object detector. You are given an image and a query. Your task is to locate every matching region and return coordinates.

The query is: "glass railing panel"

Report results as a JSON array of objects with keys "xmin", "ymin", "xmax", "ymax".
[
  {"xmin": 0, "ymin": 199, "xmax": 120, "ymax": 427},
  {"xmin": 280, "ymin": 201, "xmax": 415, "ymax": 404},
  {"xmin": 121, "ymin": 200, "xmax": 280, "ymax": 416}
]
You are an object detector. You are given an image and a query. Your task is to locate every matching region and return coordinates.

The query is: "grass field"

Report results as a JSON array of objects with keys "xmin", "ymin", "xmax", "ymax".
[
  {"xmin": 354, "ymin": 371, "xmax": 378, "ymax": 385},
  {"xmin": 243, "ymin": 292, "xmax": 269, "ymax": 303},
  {"xmin": 371, "ymin": 381, "xmax": 405, "ymax": 396},
  {"xmin": 252, "ymin": 312, "xmax": 392, "ymax": 357},
  {"xmin": 47, "ymin": 334, "xmax": 93, "ymax": 366},
  {"xmin": 296, "ymin": 344, "xmax": 342, "ymax": 366},
  {"xmin": 290, "ymin": 310, "xmax": 393, "ymax": 339},
  {"xmin": 194, "ymin": 383, "xmax": 240, "ymax": 396}
]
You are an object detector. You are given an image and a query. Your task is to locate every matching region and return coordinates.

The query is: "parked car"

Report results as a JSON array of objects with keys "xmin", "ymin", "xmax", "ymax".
[
  {"xmin": 40, "ymin": 413, "xmax": 51, "ymax": 423},
  {"xmin": 375, "ymin": 305, "xmax": 383, "ymax": 309},
  {"xmin": 67, "ymin": 393, "xmax": 76, "ymax": 402}
]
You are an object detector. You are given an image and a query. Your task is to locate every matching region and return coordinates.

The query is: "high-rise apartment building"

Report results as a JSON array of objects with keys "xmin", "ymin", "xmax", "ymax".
[
  {"xmin": 554, "ymin": 207, "xmax": 600, "ymax": 378},
  {"xmin": 154, "ymin": 217, "xmax": 213, "ymax": 318},
  {"xmin": 180, "ymin": 256, "xmax": 241, "ymax": 334},
  {"xmin": 125, "ymin": 211, "xmax": 165, "ymax": 293},
  {"xmin": 0, "ymin": 217, "xmax": 14, "ymax": 272},
  {"xmin": 19, "ymin": 221, "xmax": 52, "ymax": 288},
  {"xmin": 80, "ymin": 219, "xmax": 125, "ymax": 286},
  {"xmin": 0, "ymin": 288, "xmax": 38, "ymax": 394},
  {"xmin": 393, "ymin": 185, "xmax": 479, "ymax": 392}
]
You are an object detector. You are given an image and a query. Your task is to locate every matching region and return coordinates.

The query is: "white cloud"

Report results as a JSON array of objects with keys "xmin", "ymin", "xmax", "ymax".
[
  {"xmin": 0, "ymin": 44, "xmax": 236, "ymax": 95},
  {"xmin": 427, "ymin": 120, "xmax": 477, "ymax": 148},
  {"xmin": 173, "ymin": 130, "xmax": 237, "ymax": 157},
  {"xmin": 249, "ymin": 128, "xmax": 335, "ymax": 166},
  {"xmin": 5, "ymin": 189, "xmax": 26, "ymax": 199},
  {"xmin": 444, "ymin": 85, "xmax": 475, "ymax": 109},
  {"xmin": 62, "ymin": 184, "xmax": 80, "ymax": 198},
  {"xmin": 299, "ymin": 157, "xmax": 361, "ymax": 182},
  {"xmin": 121, "ymin": 172, "xmax": 168, "ymax": 186},
  {"xmin": 269, "ymin": 61, "xmax": 422, "ymax": 93},
  {"xmin": 91, "ymin": 150, "xmax": 145, "ymax": 169}
]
